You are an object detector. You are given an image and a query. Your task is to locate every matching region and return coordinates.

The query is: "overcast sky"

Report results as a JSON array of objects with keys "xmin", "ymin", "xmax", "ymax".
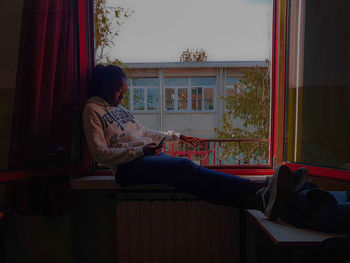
[{"xmin": 105, "ymin": 0, "xmax": 272, "ymax": 62}]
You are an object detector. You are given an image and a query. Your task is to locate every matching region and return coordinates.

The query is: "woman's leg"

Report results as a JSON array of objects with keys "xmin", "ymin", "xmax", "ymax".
[
  {"xmin": 117, "ymin": 154, "xmax": 294, "ymax": 218},
  {"xmin": 117, "ymin": 153, "xmax": 263, "ymax": 207}
]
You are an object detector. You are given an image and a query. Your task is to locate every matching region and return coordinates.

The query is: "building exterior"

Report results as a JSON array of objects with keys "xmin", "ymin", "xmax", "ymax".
[{"xmin": 124, "ymin": 61, "xmax": 268, "ymax": 139}]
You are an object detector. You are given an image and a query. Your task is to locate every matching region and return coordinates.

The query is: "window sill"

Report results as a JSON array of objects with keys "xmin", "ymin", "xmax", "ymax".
[
  {"xmin": 70, "ymin": 174, "xmax": 269, "ymax": 190},
  {"xmin": 0, "ymin": 163, "xmax": 89, "ymax": 183}
]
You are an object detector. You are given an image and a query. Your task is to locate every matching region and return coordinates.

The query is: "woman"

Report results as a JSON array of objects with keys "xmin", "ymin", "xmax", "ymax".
[{"xmin": 83, "ymin": 65, "xmax": 300, "ymax": 220}]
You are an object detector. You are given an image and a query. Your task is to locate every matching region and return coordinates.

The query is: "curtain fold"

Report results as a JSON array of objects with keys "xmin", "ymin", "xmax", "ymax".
[
  {"xmin": 5, "ymin": 0, "xmax": 93, "ymax": 216},
  {"xmin": 9, "ymin": 0, "xmax": 77, "ymax": 169}
]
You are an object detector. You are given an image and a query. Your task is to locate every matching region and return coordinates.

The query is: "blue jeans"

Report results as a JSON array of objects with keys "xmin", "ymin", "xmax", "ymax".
[
  {"xmin": 117, "ymin": 153, "xmax": 254, "ymax": 207},
  {"xmin": 282, "ymin": 186, "xmax": 350, "ymax": 232}
]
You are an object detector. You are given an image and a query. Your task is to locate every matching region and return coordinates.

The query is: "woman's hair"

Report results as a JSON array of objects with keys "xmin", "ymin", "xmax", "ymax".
[{"xmin": 91, "ymin": 65, "xmax": 126, "ymax": 101}]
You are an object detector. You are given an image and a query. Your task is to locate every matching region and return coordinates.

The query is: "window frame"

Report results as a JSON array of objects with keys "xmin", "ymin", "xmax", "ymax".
[
  {"xmin": 164, "ymin": 77, "xmax": 216, "ymax": 113},
  {"xmin": 127, "ymin": 77, "xmax": 160, "ymax": 113},
  {"xmin": 90, "ymin": 1, "xmax": 278, "ymax": 174},
  {"xmin": 282, "ymin": 0, "xmax": 350, "ymax": 180}
]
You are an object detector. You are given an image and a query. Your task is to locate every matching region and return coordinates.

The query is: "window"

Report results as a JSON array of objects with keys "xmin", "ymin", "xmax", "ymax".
[
  {"xmin": 164, "ymin": 77, "xmax": 215, "ymax": 112},
  {"xmin": 191, "ymin": 87, "xmax": 202, "ymax": 110},
  {"xmin": 92, "ymin": 0, "xmax": 274, "ymax": 171},
  {"xmin": 165, "ymin": 88, "xmax": 176, "ymax": 110},
  {"xmin": 284, "ymin": 0, "xmax": 350, "ymax": 176},
  {"xmin": 225, "ymin": 76, "xmax": 240, "ymax": 103},
  {"xmin": 126, "ymin": 78, "xmax": 159, "ymax": 111}
]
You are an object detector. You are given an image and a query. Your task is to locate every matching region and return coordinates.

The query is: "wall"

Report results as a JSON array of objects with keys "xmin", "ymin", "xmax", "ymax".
[
  {"xmin": 71, "ymin": 190, "xmax": 116, "ymax": 263},
  {"xmin": 4, "ymin": 189, "xmax": 116, "ymax": 263},
  {"xmin": 4, "ymin": 211, "xmax": 71, "ymax": 263}
]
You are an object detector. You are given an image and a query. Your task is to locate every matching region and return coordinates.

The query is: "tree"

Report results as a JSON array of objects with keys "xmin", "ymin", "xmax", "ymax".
[
  {"xmin": 94, "ymin": 0, "xmax": 133, "ymax": 108},
  {"xmin": 215, "ymin": 60, "xmax": 270, "ymax": 164},
  {"xmin": 94, "ymin": 0, "xmax": 134, "ymax": 64},
  {"xmin": 180, "ymin": 48, "xmax": 208, "ymax": 62}
]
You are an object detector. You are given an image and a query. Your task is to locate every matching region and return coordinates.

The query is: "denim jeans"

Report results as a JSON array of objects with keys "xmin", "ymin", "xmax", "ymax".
[
  {"xmin": 282, "ymin": 185, "xmax": 350, "ymax": 232},
  {"xmin": 117, "ymin": 153, "xmax": 254, "ymax": 207}
]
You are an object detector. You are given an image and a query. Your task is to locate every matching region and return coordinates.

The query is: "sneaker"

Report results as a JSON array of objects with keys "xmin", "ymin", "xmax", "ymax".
[
  {"xmin": 292, "ymin": 167, "xmax": 308, "ymax": 193},
  {"xmin": 257, "ymin": 164, "xmax": 293, "ymax": 220}
]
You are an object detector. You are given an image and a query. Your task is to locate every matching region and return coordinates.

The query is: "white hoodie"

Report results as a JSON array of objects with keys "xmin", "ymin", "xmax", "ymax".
[{"xmin": 83, "ymin": 96, "xmax": 180, "ymax": 175}]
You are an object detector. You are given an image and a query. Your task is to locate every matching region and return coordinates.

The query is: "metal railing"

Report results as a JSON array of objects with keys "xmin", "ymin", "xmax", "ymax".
[
  {"xmin": 162, "ymin": 139, "xmax": 270, "ymax": 166},
  {"xmin": 95, "ymin": 138, "xmax": 271, "ymax": 169}
]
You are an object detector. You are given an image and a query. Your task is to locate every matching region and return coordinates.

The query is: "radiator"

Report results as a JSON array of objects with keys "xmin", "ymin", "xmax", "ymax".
[{"xmin": 115, "ymin": 192, "xmax": 240, "ymax": 263}]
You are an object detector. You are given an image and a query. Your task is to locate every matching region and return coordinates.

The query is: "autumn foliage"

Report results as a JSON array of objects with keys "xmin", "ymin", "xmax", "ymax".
[
  {"xmin": 215, "ymin": 61, "xmax": 271, "ymax": 164},
  {"xmin": 180, "ymin": 48, "xmax": 208, "ymax": 62},
  {"xmin": 94, "ymin": 0, "xmax": 133, "ymax": 64}
]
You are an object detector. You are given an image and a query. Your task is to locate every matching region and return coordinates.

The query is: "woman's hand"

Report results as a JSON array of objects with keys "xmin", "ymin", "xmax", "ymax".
[
  {"xmin": 143, "ymin": 143, "xmax": 162, "ymax": 156},
  {"xmin": 179, "ymin": 134, "xmax": 204, "ymax": 147}
]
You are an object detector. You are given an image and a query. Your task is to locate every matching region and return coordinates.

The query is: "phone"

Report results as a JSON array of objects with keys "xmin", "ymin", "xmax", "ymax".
[{"xmin": 158, "ymin": 136, "xmax": 167, "ymax": 146}]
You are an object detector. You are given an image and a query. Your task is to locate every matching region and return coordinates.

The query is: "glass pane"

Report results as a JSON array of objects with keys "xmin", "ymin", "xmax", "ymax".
[
  {"xmin": 191, "ymin": 77, "xmax": 215, "ymax": 86},
  {"xmin": 178, "ymin": 88, "xmax": 188, "ymax": 110},
  {"xmin": 147, "ymin": 88, "xmax": 158, "ymax": 110},
  {"xmin": 285, "ymin": 0, "xmax": 350, "ymax": 170},
  {"xmin": 226, "ymin": 77, "xmax": 239, "ymax": 85},
  {"xmin": 165, "ymin": 89, "xmax": 175, "ymax": 110},
  {"xmin": 164, "ymin": 78, "xmax": 188, "ymax": 86},
  {"xmin": 204, "ymin": 88, "xmax": 214, "ymax": 110},
  {"xmin": 191, "ymin": 87, "xmax": 202, "ymax": 110},
  {"xmin": 127, "ymin": 78, "xmax": 133, "ymax": 86},
  {"xmin": 134, "ymin": 78, "xmax": 158, "ymax": 86},
  {"xmin": 133, "ymin": 88, "xmax": 145, "ymax": 110}
]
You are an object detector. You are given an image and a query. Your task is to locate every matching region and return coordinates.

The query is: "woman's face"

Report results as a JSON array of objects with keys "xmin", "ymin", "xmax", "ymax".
[{"xmin": 109, "ymin": 79, "xmax": 127, "ymax": 107}]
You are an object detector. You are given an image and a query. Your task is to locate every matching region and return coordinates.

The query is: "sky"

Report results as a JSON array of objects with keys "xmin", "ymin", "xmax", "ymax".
[{"xmin": 104, "ymin": 0, "xmax": 272, "ymax": 62}]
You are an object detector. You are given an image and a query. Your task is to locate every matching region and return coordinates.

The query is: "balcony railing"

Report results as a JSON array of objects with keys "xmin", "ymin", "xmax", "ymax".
[
  {"xmin": 95, "ymin": 139, "xmax": 271, "ymax": 170},
  {"xmin": 162, "ymin": 139, "xmax": 270, "ymax": 167}
]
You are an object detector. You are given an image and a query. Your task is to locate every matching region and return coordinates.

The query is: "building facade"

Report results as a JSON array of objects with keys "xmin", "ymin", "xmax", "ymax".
[{"xmin": 125, "ymin": 61, "xmax": 268, "ymax": 139}]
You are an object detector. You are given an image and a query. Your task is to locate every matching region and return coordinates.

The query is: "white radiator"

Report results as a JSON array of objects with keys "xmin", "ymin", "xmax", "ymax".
[{"xmin": 115, "ymin": 193, "xmax": 240, "ymax": 263}]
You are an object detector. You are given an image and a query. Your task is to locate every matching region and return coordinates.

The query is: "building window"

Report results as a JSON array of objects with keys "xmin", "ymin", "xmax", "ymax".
[
  {"xmin": 225, "ymin": 76, "xmax": 240, "ymax": 108},
  {"xmin": 191, "ymin": 87, "xmax": 202, "ymax": 110},
  {"xmin": 126, "ymin": 78, "xmax": 159, "ymax": 111},
  {"xmin": 178, "ymin": 88, "xmax": 188, "ymax": 110},
  {"xmin": 165, "ymin": 88, "xmax": 175, "ymax": 110},
  {"xmin": 164, "ymin": 77, "xmax": 215, "ymax": 112}
]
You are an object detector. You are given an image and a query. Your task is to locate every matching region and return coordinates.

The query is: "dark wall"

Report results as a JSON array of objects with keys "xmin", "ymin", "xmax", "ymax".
[
  {"xmin": 3, "ymin": 189, "xmax": 116, "ymax": 263},
  {"xmin": 71, "ymin": 190, "xmax": 116, "ymax": 263}
]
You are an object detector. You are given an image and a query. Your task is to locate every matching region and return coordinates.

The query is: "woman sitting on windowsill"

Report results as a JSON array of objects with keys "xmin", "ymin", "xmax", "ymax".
[{"xmin": 82, "ymin": 64, "xmax": 307, "ymax": 220}]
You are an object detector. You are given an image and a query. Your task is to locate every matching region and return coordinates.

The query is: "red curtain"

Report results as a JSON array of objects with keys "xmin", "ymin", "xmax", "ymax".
[
  {"xmin": 9, "ymin": 0, "xmax": 78, "ymax": 169},
  {"xmin": 5, "ymin": 0, "xmax": 93, "ymax": 215}
]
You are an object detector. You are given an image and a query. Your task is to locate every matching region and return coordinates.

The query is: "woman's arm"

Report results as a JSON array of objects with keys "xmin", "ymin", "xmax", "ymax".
[
  {"xmin": 135, "ymin": 121, "xmax": 181, "ymax": 143},
  {"xmin": 135, "ymin": 120, "xmax": 203, "ymax": 146}
]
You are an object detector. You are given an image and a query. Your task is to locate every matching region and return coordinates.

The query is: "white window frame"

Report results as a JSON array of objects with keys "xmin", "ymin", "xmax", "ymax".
[
  {"xmin": 128, "ymin": 78, "xmax": 159, "ymax": 113},
  {"xmin": 164, "ymin": 77, "xmax": 216, "ymax": 113}
]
